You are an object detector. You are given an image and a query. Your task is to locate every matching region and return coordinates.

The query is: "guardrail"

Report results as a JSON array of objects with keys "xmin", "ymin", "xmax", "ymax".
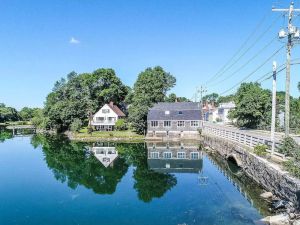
[{"xmin": 202, "ymin": 122, "xmax": 284, "ymax": 157}]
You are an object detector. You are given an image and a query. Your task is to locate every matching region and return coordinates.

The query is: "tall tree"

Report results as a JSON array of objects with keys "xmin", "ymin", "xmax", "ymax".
[
  {"xmin": 0, "ymin": 103, "xmax": 19, "ymax": 123},
  {"xmin": 229, "ymin": 82, "xmax": 271, "ymax": 129},
  {"xmin": 128, "ymin": 66, "xmax": 176, "ymax": 134}
]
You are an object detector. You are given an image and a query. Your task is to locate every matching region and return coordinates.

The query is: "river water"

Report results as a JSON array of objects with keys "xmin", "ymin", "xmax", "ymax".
[{"xmin": 0, "ymin": 130, "xmax": 271, "ymax": 225}]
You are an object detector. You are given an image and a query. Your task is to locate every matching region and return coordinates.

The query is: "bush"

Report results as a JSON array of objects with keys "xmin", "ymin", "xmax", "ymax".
[
  {"xmin": 115, "ymin": 119, "xmax": 128, "ymax": 131},
  {"xmin": 278, "ymin": 137, "xmax": 300, "ymax": 159},
  {"xmin": 283, "ymin": 160, "xmax": 300, "ymax": 178},
  {"xmin": 254, "ymin": 144, "xmax": 268, "ymax": 157},
  {"xmin": 70, "ymin": 119, "xmax": 82, "ymax": 132}
]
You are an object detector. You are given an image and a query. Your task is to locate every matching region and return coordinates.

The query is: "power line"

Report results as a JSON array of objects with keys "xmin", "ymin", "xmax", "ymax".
[
  {"xmin": 209, "ymin": 37, "xmax": 277, "ymax": 87},
  {"xmin": 205, "ymin": 14, "xmax": 282, "ymax": 85},
  {"xmin": 219, "ymin": 46, "xmax": 285, "ymax": 96}
]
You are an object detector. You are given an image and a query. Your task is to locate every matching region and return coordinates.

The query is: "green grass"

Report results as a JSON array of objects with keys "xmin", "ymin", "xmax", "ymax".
[{"xmin": 73, "ymin": 128, "xmax": 144, "ymax": 139}]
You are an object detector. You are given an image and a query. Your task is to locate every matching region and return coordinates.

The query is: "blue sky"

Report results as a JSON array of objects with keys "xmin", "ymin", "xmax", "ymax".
[{"xmin": 1, "ymin": 0, "xmax": 300, "ymax": 109}]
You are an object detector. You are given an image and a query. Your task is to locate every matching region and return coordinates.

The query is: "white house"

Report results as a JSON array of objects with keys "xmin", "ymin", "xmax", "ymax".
[
  {"xmin": 91, "ymin": 102, "xmax": 125, "ymax": 131},
  {"xmin": 218, "ymin": 102, "xmax": 235, "ymax": 124}
]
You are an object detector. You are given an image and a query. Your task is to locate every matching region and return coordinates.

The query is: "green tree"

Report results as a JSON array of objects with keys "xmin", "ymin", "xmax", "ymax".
[
  {"xmin": 44, "ymin": 69, "xmax": 128, "ymax": 131},
  {"xmin": 203, "ymin": 93, "xmax": 219, "ymax": 105},
  {"xmin": 165, "ymin": 93, "xmax": 190, "ymax": 102},
  {"xmin": 128, "ymin": 66, "xmax": 176, "ymax": 134},
  {"xmin": 0, "ymin": 103, "xmax": 19, "ymax": 123},
  {"xmin": 70, "ymin": 118, "xmax": 82, "ymax": 132},
  {"xmin": 218, "ymin": 94, "xmax": 235, "ymax": 104},
  {"xmin": 229, "ymin": 82, "xmax": 271, "ymax": 129},
  {"xmin": 115, "ymin": 119, "xmax": 127, "ymax": 131}
]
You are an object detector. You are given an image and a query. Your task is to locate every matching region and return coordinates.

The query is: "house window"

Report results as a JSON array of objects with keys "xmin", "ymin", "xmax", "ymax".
[
  {"xmin": 191, "ymin": 152, "xmax": 199, "ymax": 160},
  {"xmin": 164, "ymin": 121, "xmax": 171, "ymax": 127},
  {"xmin": 165, "ymin": 111, "xmax": 170, "ymax": 115},
  {"xmin": 177, "ymin": 152, "xmax": 186, "ymax": 159},
  {"xmin": 102, "ymin": 109, "xmax": 110, "ymax": 113},
  {"xmin": 178, "ymin": 111, "xmax": 183, "ymax": 115},
  {"xmin": 191, "ymin": 121, "xmax": 199, "ymax": 127},
  {"xmin": 151, "ymin": 121, "xmax": 158, "ymax": 127},
  {"xmin": 108, "ymin": 117, "xmax": 116, "ymax": 121},
  {"xmin": 163, "ymin": 152, "xmax": 172, "ymax": 159},
  {"xmin": 150, "ymin": 152, "xmax": 159, "ymax": 159},
  {"xmin": 177, "ymin": 121, "xmax": 185, "ymax": 127},
  {"xmin": 96, "ymin": 117, "xmax": 104, "ymax": 121}
]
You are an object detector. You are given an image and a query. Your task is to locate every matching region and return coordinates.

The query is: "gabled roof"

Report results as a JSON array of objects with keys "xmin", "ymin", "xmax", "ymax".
[
  {"xmin": 148, "ymin": 102, "xmax": 202, "ymax": 120},
  {"xmin": 108, "ymin": 104, "xmax": 126, "ymax": 117}
]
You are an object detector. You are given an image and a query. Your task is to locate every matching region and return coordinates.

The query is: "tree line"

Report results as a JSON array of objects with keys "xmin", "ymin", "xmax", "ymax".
[
  {"xmin": 1, "ymin": 66, "xmax": 189, "ymax": 134},
  {"xmin": 203, "ymin": 82, "xmax": 300, "ymax": 132}
]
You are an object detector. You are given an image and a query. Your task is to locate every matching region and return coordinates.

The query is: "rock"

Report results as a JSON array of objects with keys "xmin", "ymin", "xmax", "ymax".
[
  {"xmin": 260, "ymin": 192, "xmax": 273, "ymax": 199},
  {"xmin": 261, "ymin": 214, "xmax": 289, "ymax": 225},
  {"xmin": 272, "ymin": 200, "xmax": 288, "ymax": 210},
  {"xmin": 293, "ymin": 220, "xmax": 300, "ymax": 225},
  {"xmin": 289, "ymin": 213, "xmax": 296, "ymax": 219},
  {"xmin": 269, "ymin": 214, "xmax": 289, "ymax": 225}
]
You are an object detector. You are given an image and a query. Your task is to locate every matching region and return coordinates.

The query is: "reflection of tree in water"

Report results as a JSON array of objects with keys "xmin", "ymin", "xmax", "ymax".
[
  {"xmin": 31, "ymin": 134, "xmax": 128, "ymax": 194},
  {"xmin": 31, "ymin": 135, "xmax": 177, "ymax": 200},
  {"xmin": 0, "ymin": 127, "xmax": 13, "ymax": 143},
  {"xmin": 117, "ymin": 143, "xmax": 177, "ymax": 202}
]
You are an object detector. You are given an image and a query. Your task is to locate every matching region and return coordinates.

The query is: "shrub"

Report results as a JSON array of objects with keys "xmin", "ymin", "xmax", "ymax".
[
  {"xmin": 283, "ymin": 160, "xmax": 300, "ymax": 178},
  {"xmin": 278, "ymin": 137, "xmax": 300, "ymax": 159},
  {"xmin": 70, "ymin": 119, "xmax": 82, "ymax": 132},
  {"xmin": 254, "ymin": 144, "xmax": 268, "ymax": 157},
  {"xmin": 115, "ymin": 119, "xmax": 128, "ymax": 131}
]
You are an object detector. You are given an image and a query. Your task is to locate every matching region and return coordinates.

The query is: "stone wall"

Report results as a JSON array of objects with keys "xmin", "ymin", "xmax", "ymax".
[{"xmin": 203, "ymin": 134, "xmax": 300, "ymax": 205}]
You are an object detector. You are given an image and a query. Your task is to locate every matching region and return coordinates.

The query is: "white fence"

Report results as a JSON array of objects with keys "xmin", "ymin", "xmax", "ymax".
[{"xmin": 202, "ymin": 122, "xmax": 284, "ymax": 156}]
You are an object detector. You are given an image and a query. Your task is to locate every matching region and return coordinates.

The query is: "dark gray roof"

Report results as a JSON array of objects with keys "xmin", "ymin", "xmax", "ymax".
[{"xmin": 148, "ymin": 102, "xmax": 202, "ymax": 120}]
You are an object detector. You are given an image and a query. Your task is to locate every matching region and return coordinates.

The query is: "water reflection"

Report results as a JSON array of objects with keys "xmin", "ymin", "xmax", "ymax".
[
  {"xmin": 91, "ymin": 145, "xmax": 118, "ymax": 168},
  {"xmin": 31, "ymin": 135, "xmax": 129, "ymax": 195},
  {"xmin": 147, "ymin": 141, "xmax": 203, "ymax": 174},
  {"xmin": 31, "ymin": 135, "xmax": 177, "ymax": 202}
]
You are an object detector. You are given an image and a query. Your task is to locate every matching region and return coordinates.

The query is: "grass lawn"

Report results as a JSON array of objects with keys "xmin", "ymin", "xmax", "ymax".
[{"xmin": 73, "ymin": 128, "xmax": 144, "ymax": 139}]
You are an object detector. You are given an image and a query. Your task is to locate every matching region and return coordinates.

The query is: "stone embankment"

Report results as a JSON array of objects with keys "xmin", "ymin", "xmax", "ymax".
[{"xmin": 203, "ymin": 134, "xmax": 300, "ymax": 225}]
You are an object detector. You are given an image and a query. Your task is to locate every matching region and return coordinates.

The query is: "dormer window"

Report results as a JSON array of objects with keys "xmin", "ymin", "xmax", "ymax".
[
  {"xmin": 102, "ymin": 109, "xmax": 110, "ymax": 113},
  {"xmin": 178, "ymin": 111, "xmax": 183, "ymax": 115}
]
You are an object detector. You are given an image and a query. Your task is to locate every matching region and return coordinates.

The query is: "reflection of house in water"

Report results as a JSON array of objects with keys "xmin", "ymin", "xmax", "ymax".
[
  {"xmin": 91, "ymin": 146, "xmax": 118, "ymax": 168},
  {"xmin": 147, "ymin": 142, "xmax": 203, "ymax": 173}
]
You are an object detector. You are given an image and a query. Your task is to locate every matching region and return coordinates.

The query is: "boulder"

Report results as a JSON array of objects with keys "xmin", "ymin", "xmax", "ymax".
[
  {"xmin": 261, "ymin": 214, "xmax": 289, "ymax": 225},
  {"xmin": 260, "ymin": 192, "xmax": 273, "ymax": 199}
]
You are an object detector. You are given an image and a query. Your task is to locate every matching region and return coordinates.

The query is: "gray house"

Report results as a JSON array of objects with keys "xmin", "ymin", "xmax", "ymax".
[{"xmin": 147, "ymin": 102, "xmax": 202, "ymax": 139}]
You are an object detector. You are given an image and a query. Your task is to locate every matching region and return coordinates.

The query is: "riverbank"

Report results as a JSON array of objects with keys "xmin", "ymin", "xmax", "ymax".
[{"xmin": 67, "ymin": 129, "xmax": 145, "ymax": 142}]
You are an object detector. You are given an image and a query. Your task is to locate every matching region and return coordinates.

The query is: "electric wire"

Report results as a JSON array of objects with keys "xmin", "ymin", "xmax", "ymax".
[
  {"xmin": 205, "ymin": 14, "xmax": 282, "ymax": 85},
  {"xmin": 219, "ymin": 46, "xmax": 285, "ymax": 96},
  {"xmin": 209, "ymin": 37, "xmax": 277, "ymax": 87}
]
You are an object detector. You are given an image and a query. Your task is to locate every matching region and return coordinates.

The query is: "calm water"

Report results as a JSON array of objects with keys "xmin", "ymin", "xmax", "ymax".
[{"xmin": 0, "ymin": 130, "xmax": 270, "ymax": 225}]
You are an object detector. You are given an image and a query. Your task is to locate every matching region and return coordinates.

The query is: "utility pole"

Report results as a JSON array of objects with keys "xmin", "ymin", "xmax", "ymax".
[
  {"xmin": 196, "ymin": 85, "xmax": 207, "ymax": 123},
  {"xmin": 272, "ymin": 2, "xmax": 300, "ymax": 137},
  {"xmin": 271, "ymin": 61, "xmax": 277, "ymax": 155}
]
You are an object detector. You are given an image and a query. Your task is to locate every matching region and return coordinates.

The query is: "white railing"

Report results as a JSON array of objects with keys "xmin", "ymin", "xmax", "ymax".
[{"xmin": 202, "ymin": 121, "xmax": 284, "ymax": 157}]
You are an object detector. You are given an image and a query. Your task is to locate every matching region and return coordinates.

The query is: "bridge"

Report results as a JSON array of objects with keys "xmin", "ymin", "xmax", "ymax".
[
  {"xmin": 6, "ymin": 125, "xmax": 36, "ymax": 136},
  {"xmin": 201, "ymin": 121, "xmax": 287, "ymax": 158},
  {"xmin": 201, "ymin": 121, "xmax": 300, "ymax": 204}
]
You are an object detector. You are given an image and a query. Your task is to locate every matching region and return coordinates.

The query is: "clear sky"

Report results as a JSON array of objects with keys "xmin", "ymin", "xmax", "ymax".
[{"xmin": 1, "ymin": 0, "xmax": 300, "ymax": 109}]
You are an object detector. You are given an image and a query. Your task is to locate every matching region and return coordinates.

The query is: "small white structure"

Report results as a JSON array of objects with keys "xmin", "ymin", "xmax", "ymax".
[
  {"xmin": 218, "ymin": 102, "xmax": 235, "ymax": 124},
  {"xmin": 91, "ymin": 147, "xmax": 118, "ymax": 168},
  {"xmin": 91, "ymin": 102, "xmax": 125, "ymax": 131}
]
